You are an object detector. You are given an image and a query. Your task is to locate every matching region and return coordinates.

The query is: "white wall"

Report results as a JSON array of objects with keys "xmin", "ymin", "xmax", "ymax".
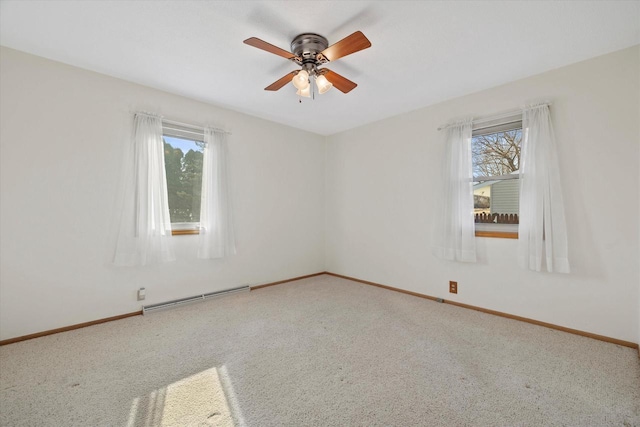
[
  {"xmin": 2, "ymin": 45, "xmax": 639, "ymax": 345},
  {"xmin": 326, "ymin": 46, "xmax": 640, "ymax": 343},
  {"xmin": 0, "ymin": 47, "xmax": 326, "ymax": 340}
]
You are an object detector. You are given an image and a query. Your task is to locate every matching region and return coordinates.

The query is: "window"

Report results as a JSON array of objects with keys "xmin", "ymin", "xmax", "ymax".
[
  {"xmin": 162, "ymin": 122, "xmax": 204, "ymax": 235},
  {"xmin": 471, "ymin": 116, "xmax": 522, "ymax": 238}
]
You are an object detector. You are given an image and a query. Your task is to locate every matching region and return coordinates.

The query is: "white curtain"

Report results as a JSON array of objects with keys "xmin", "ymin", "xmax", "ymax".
[
  {"xmin": 518, "ymin": 104, "xmax": 570, "ymax": 273},
  {"xmin": 198, "ymin": 128, "xmax": 236, "ymax": 259},
  {"xmin": 433, "ymin": 119, "xmax": 477, "ymax": 262},
  {"xmin": 113, "ymin": 113, "xmax": 175, "ymax": 266}
]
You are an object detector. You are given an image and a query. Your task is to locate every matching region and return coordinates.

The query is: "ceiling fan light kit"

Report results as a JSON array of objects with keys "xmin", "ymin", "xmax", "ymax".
[
  {"xmin": 315, "ymin": 74, "xmax": 333, "ymax": 94},
  {"xmin": 243, "ymin": 31, "xmax": 371, "ymax": 99},
  {"xmin": 292, "ymin": 69, "xmax": 310, "ymax": 90},
  {"xmin": 296, "ymin": 86, "xmax": 311, "ymax": 98}
]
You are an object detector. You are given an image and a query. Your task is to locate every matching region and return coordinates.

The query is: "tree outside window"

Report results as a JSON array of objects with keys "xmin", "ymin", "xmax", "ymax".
[
  {"xmin": 163, "ymin": 136, "xmax": 204, "ymax": 224},
  {"xmin": 472, "ymin": 128, "xmax": 522, "ymax": 223}
]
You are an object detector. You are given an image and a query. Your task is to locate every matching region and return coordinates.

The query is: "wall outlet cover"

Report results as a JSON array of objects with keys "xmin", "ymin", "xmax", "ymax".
[{"xmin": 449, "ymin": 281, "xmax": 458, "ymax": 294}]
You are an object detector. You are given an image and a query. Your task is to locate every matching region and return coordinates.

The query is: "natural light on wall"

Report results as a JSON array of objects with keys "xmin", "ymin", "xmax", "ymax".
[{"xmin": 127, "ymin": 366, "xmax": 242, "ymax": 427}]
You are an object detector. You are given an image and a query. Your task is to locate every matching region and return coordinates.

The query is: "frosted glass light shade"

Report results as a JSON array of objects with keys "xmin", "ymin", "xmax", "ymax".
[
  {"xmin": 292, "ymin": 70, "xmax": 309, "ymax": 90},
  {"xmin": 316, "ymin": 75, "xmax": 333, "ymax": 94},
  {"xmin": 296, "ymin": 86, "xmax": 311, "ymax": 98}
]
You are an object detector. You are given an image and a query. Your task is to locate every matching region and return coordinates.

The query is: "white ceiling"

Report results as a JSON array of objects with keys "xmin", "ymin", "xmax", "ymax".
[{"xmin": 1, "ymin": 1, "xmax": 639, "ymax": 135}]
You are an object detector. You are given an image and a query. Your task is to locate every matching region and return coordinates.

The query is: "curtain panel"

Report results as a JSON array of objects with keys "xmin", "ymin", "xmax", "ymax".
[
  {"xmin": 113, "ymin": 113, "xmax": 175, "ymax": 266},
  {"xmin": 517, "ymin": 104, "xmax": 570, "ymax": 273},
  {"xmin": 198, "ymin": 128, "xmax": 236, "ymax": 259},
  {"xmin": 433, "ymin": 119, "xmax": 477, "ymax": 263}
]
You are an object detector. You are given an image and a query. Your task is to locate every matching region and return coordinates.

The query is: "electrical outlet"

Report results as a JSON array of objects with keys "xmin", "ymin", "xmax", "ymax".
[
  {"xmin": 137, "ymin": 287, "xmax": 146, "ymax": 301},
  {"xmin": 449, "ymin": 281, "xmax": 458, "ymax": 294}
]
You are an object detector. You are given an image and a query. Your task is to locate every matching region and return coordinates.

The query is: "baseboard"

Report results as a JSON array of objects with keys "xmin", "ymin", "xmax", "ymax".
[
  {"xmin": 250, "ymin": 272, "xmax": 327, "ymax": 290},
  {"xmin": 3, "ymin": 271, "xmax": 637, "ymax": 354},
  {"xmin": 0, "ymin": 311, "xmax": 142, "ymax": 346},
  {"xmin": 0, "ymin": 272, "xmax": 327, "ymax": 345},
  {"xmin": 325, "ymin": 272, "xmax": 639, "ymax": 351},
  {"xmin": 326, "ymin": 272, "xmax": 442, "ymax": 302}
]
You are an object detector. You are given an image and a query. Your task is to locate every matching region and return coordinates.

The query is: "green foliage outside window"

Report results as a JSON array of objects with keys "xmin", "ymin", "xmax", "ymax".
[{"xmin": 163, "ymin": 138, "xmax": 203, "ymax": 223}]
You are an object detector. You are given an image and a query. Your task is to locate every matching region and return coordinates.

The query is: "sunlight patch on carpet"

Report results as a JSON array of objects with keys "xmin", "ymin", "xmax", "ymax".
[{"xmin": 127, "ymin": 367, "xmax": 234, "ymax": 427}]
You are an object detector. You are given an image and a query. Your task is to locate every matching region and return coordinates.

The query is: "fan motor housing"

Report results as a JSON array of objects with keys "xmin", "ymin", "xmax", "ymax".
[{"xmin": 291, "ymin": 33, "xmax": 328, "ymax": 61}]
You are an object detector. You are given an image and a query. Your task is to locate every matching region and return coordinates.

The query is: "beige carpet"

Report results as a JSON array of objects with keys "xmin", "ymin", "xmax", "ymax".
[{"xmin": 1, "ymin": 275, "xmax": 639, "ymax": 426}]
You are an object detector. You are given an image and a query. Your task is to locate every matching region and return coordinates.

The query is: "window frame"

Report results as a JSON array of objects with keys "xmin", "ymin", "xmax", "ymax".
[
  {"xmin": 162, "ymin": 122, "xmax": 205, "ymax": 236},
  {"xmin": 471, "ymin": 115, "xmax": 522, "ymax": 239}
]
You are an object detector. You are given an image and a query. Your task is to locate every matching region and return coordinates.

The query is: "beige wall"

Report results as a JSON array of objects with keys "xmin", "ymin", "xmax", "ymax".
[
  {"xmin": 326, "ymin": 46, "xmax": 640, "ymax": 343},
  {"xmin": 0, "ymin": 47, "xmax": 326, "ymax": 340},
  {"xmin": 2, "ymin": 45, "xmax": 639, "ymax": 345}
]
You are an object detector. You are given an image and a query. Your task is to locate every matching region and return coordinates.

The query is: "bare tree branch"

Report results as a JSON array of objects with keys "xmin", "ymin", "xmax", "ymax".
[{"xmin": 472, "ymin": 129, "xmax": 521, "ymax": 177}]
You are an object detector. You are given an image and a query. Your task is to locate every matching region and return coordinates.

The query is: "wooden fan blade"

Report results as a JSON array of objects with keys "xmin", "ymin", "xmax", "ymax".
[
  {"xmin": 320, "ymin": 31, "xmax": 371, "ymax": 62},
  {"xmin": 265, "ymin": 71, "xmax": 297, "ymax": 91},
  {"xmin": 244, "ymin": 37, "xmax": 296, "ymax": 60},
  {"xmin": 321, "ymin": 69, "xmax": 357, "ymax": 93}
]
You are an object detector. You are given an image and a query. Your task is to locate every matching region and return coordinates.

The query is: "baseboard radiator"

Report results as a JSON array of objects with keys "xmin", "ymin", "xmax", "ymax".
[{"xmin": 142, "ymin": 285, "xmax": 250, "ymax": 315}]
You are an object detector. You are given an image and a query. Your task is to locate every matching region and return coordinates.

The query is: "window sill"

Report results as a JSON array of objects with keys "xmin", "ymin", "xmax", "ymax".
[
  {"xmin": 475, "ymin": 222, "xmax": 518, "ymax": 239},
  {"xmin": 171, "ymin": 223, "xmax": 200, "ymax": 236},
  {"xmin": 475, "ymin": 230, "xmax": 518, "ymax": 239},
  {"xmin": 172, "ymin": 229, "xmax": 200, "ymax": 236}
]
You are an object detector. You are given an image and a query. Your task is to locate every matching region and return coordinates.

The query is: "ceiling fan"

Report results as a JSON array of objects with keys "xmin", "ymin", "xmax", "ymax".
[{"xmin": 243, "ymin": 31, "xmax": 371, "ymax": 97}]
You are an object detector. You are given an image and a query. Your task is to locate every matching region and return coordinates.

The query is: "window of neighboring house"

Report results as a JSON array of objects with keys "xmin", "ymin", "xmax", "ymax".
[
  {"xmin": 162, "ymin": 122, "xmax": 204, "ymax": 235},
  {"xmin": 471, "ymin": 115, "xmax": 522, "ymax": 238}
]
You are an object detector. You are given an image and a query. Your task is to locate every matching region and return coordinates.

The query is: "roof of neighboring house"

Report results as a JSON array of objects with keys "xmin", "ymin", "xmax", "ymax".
[{"xmin": 473, "ymin": 172, "xmax": 519, "ymax": 189}]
